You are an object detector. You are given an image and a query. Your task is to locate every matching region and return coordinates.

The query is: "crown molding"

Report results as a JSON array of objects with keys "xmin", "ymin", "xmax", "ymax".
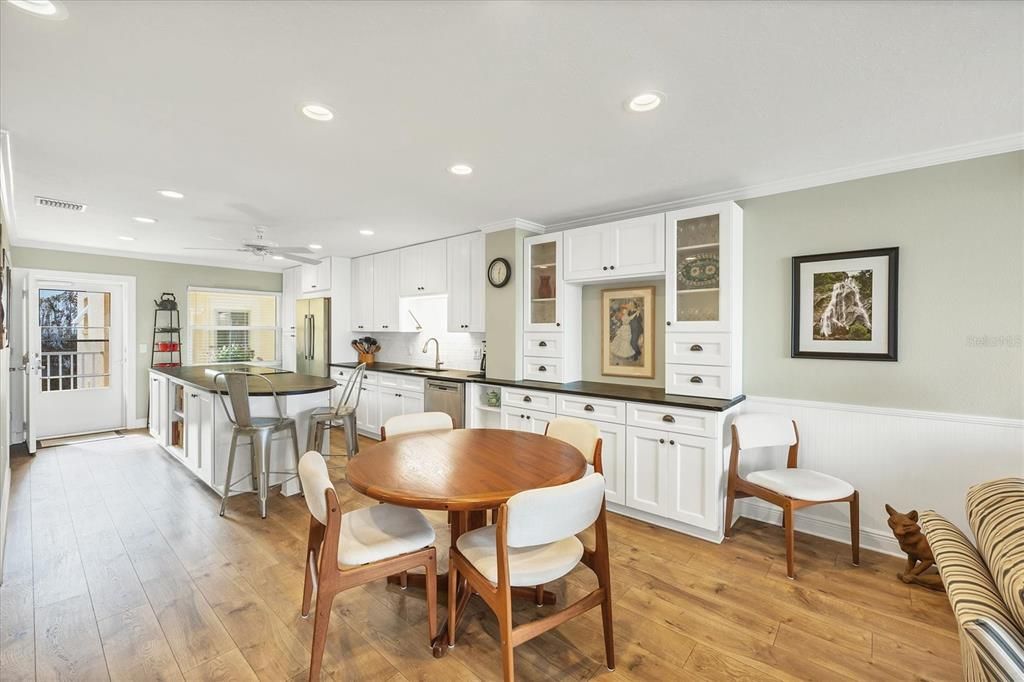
[
  {"xmin": 479, "ymin": 218, "xmax": 546, "ymax": 234},
  {"xmin": 545, "ymin": 134, "xmax": 1024, "ymax": 231},
  {"xmin": 10, "ymin": 238, "xmax": 284, "ymax": 273}
]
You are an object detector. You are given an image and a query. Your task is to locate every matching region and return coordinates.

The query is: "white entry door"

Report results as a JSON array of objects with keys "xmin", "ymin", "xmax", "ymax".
[{"xmin": 28, "ymin": 278, "xmax": 125, "ymax": 440}]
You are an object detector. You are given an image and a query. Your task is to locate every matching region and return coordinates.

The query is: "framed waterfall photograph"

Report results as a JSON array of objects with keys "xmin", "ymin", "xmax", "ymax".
[{"xmin": 791, "ymin": 247, "xmax": 898, "ymax": 361}]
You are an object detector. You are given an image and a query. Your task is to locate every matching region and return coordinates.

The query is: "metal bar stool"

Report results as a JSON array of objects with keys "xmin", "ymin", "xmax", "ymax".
[
  {"xmin": 307, "ymin": 363, "xmax": 366, "ymax": 462},
  {"xmin": 214, "ymin": 371, "xmax": 302, "ymax": 519}
]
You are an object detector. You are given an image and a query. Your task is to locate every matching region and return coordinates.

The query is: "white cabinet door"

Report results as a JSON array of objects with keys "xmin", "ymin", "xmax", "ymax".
[
  {"xmin": 373, "ymin": 251, "xmax": 401, "ymax": 331},
  {"xmin": 401, "ymin": 391, "xmax": 424, "ymax": 415},
  {"xmin": 523, "ymin": 407, "xmax": 551, "ymax": 434},
  {"xmin": 625, "ymin": 426, "xmax": 667, "ymax": 516},
  {"xmin": 663, "ymin": 433, "xmax": 718, "ymax": 530},
  {"xmin": 316, "ymin": 259, "xmax": 332, "ymax": 291},
  {"xmin": 594, "ymin": 421, "xmax": 626, "ymax": 506},
  {"xmin": 301, "ymin": 260, "xmax": 331, "ymax": 293},
  {"xmin": 607, "ymin": 214, "xmax": 665, "ymax": 277},
  {"xmin": 350, "ymin": 256, "xmax": 374, "ymax": 332},
  {"xmin": 524, "ymin": 233, "xmax": 563, "ymax": 332},
  {"xmin": 357, "ymin": 384, "xmax": 381, "ymax": 436},
  {"xmin": 378, "ymin": 390, "xmax": 403, "ymax": 430},
  {"xmin": 400, "ymin": 241, "xmax": 447, "ymax": 296},
  {"xmin": 501, "ymin": 407, "xmax": 527, "ymax": 431},
  {"xmin": 563, "ymin": 225, "xmax": 607, "ymax": 281},
  {"xmin": 447, "ymin": 233, "xmax": 485, "ymax": 332},
  {"xmin": 148, "ymin": 375, "xmax": 166, "ymax": 442},
  {"xmin": 194, "ymin": 391, "xmax": 216, "ymax": 485},
  {"xmin": 184, "ymin": 390, "xmax": 202, "ymax": 473}
]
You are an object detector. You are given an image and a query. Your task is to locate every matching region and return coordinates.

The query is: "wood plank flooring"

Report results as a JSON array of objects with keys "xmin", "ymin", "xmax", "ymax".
[{"xmin": 0, "ymin": 432, "xmax": 961, "ymax": 680}]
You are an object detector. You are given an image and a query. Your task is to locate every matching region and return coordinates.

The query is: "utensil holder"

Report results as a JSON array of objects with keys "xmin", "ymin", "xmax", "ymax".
[{"xmin": 357, "ymin": 352, "xmax": 376, "ymax": 365}]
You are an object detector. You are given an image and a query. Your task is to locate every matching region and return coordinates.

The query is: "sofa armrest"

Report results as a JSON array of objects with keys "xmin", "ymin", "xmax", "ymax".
[{"xmin": 963, "ymin": 618, "xmax": 1024, "ymax": 682}]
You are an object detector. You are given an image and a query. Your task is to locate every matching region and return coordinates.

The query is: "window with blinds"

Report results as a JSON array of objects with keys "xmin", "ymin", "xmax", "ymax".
[{"xmin": 187, "ymin": 288, "xmax": 279, "ymax": 364}]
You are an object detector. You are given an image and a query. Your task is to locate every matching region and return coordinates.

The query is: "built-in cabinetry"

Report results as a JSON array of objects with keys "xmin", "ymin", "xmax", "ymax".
[
  {"xmin": 300, "ymin": 259, "xmax": 333, "ymax": 294},
  {"xmin": 446, "ymin": 232, "xmax": 486, "ymax": 332},
  {"xmin": 523, "ymin": 233, "xmax": 581, "ymax": 383},
  {"xmin": 399, "ymin": 240, "xmax": 447, "ymax": 296},
  {"xmin": 372, "ymin": 250, "xmax": 401, "ymax": 331},
  {"xmin": 148, "ymin": 372, "xmax": 168, "ymax": 441},
  {"xmin": 664, "ymin": 202, "xmax": 743, "ymax": 399},
  {"xmin": 563, "ymin": 214, "xmax": 665, "ymax": 282},
  {"xmin": 498, "ymin": 384, "xmax": 734, "ymax": 537},
  {"xmin": 330, "ymin": 366, "xmax": 425, "ymax": 438},
  {"xmin": 281, "ymin": 266, "xmax": 300, "ymax": 371},
  {"xmin": 350, "ymin": 256, "xmax": 374, "ymax": 332}
]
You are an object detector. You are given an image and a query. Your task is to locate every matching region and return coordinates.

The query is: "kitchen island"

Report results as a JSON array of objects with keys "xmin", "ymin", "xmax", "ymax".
[{"xmin": 147, "ymin": 365, "xmax": 336, "ymax": 499}]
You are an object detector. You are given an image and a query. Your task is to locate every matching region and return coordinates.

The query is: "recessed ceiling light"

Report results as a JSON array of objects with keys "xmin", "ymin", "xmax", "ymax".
[
  {"xmin": 117, "ymin": 235, "xmax": 135, "ymax": 241},
  {"xmin": 272, "ymin": 255, "xmax": 285, "ymax": 260},
  {"xmin": 157, "ymin": 189, "xmax": 184, "ymax": 199},
  {"xmin": 6, "ymin": 0, "xmax": 67, "ymax": 19},
  {"xmin": 133, "ymin": 216, "xmax": 157, "ymax": 224},
  {"xmin": 359, "ymin": 229, "xmax": 374, "ymax": 236},
  {"xmin": 448, "ymin": 164, "xmax": 473, "ymax": 176},
  {"xmin": 301, "ymin": 103, "xmax": 334, "ymax": 121},
  {"xmin": 308, "ymin": 244, "xmax": 322, "ymax": 250},
  {"xmin": 627, "ymin": 91, "xmax": 664, "ymax": 112}
]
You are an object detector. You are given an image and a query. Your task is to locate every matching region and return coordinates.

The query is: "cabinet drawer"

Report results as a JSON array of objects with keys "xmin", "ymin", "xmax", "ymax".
[
  {"xmin": 665, "ymin": 364, "xmax": 734, "ymax": 399},
  {"xmin": 377, "ymin": 372, "xmax": 425, "ymax": 393},
  {"xmin": 626, "ymin": 402, "xmax": 716, "ymax": 438},
  {"xmin": 556, "ymin": 394, "xmax": 626, "ymax": 424},
  {"xmin": 336, "ymin": 367, "xmax": 377, "ymax": 386},
  {"xmin": 666, "ymin": 332, "xmax": 732, "ymax": 366},
  {"xmin": 523, "ymin": 356, "xmax": 562, "ymax": 383},
  {"xmin": 524, "ymin": 333, "xmax": 563, "ymax": 358},
  {"xmin": 502, "ymin": 387, "xmax": 557, "ymax": 413}
]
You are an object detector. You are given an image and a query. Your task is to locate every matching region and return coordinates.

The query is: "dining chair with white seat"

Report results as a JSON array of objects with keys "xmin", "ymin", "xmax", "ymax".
[
  {"xmin": 724, "ymin": 413, "xmax": 859, "ymax": 578},
  {"xmin": 380, "ymin": 411, "xmax": 455, "ymax": 580},
  {"xmin": 297, "ymin": 451, "xmax": 438, "ymax": 680},
  {"xmin": 447, "ymin": 472, "xmax": 615, "ymax": 681}
]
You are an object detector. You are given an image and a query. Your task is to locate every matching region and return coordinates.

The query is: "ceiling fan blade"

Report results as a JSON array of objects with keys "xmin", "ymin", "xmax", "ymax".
[
  {"xmin": 265, "ymin": 246, "xmax": 313, "ymax": 253},
  {"xmin": 279, "ymin": 253, "xmax": 322, "ymax": 265},
  {"xmin": 183, "ymin": 247, "xmax": 251, "ymax": 252}
]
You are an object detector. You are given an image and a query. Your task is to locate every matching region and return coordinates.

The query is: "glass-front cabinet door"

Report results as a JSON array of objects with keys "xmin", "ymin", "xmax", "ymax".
[
  {"xmin": 665, "ymin": 202, "xmax": 740, "ymax": 333},
  {"xmin": 524, "ymin": 233, "xmax": 563, "ymax": 331}
]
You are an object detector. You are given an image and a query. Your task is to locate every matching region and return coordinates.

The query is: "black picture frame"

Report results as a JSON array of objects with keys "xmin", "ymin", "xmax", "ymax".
[{"xmin": 791, "ymin": 247, "xmax": 898, "ymax": 361}]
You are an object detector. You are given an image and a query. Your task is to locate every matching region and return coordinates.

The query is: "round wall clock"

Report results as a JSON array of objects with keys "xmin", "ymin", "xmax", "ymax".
[{"xmin": 487, "ymin": 257, "xmax": 511, "ymax": 288}]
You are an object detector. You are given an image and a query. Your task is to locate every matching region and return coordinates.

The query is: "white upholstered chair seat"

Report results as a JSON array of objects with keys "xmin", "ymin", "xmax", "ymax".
[
  {"xmin": 456, "ymin": 525, "xmax": 584, "ymax": 586},
  {"xmin": 744, "ymin": 468, "xmax": 854, "ymax": 502},
  {"xmin": 409, "ymin": 521, "xmax": 450, "ymax": 574},
  {"xmin": 576, "ymin": 524, "xmax": 597, "ymax": 553},
  {"xmin": 337, "ymin": 504, "xmax": 435, "ymax": 568}
]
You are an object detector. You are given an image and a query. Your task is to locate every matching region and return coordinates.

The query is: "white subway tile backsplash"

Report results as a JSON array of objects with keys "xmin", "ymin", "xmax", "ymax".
[{"xmin": 363, "ymin": 296, "xmax": 484, "ymax": 370}]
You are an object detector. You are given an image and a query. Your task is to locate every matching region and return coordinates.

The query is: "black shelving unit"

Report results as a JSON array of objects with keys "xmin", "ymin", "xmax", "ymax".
[{"xmin": 151, "ymin": 308, "xmax": 182, "ymax": 368}]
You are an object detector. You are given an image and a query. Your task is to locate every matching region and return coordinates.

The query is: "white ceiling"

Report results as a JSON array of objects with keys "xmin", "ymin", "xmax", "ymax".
[{"xmin": 2, "ymin": 0, "xmax": 1022, "ymax": 270}]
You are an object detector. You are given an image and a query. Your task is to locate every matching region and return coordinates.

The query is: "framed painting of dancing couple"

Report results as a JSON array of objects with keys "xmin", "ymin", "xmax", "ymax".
[
  {"xmin": 791, "ymin": 247, "xmax": 899, "ymax": 361},
  {"xmin": 602, "ymin": 286, "xmax": 655, "ymax": 378}
]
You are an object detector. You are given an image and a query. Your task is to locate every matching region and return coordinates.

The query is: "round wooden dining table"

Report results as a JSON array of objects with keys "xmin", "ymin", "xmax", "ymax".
[{"xmin": 346, "ymin": 428, "xmax": 587, "ymax": 656}]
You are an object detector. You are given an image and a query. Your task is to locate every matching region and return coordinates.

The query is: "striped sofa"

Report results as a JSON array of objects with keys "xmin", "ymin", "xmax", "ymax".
[{"xmin": 921, "ymin": 478, "xmax": 1024, "ymax": 681}]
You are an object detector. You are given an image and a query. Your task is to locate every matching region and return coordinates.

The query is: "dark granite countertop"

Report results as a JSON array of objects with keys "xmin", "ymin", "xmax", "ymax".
[
  {"xmin": 330, "ymin": 362, "xmax": 743, "ymax": 411},
  {"xmin": 152, "ymin": 364, "xmax": 336, "ymax": 396}
]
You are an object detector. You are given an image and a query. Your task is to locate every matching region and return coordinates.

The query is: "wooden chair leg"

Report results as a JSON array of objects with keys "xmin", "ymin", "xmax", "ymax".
[
  {"xmin": 399, "ymin": 571, "xmax": 408, "ymax": 589},
  {"xmin": 783, "ymin": 504, "xmax": 795, "ymax": 579},
  {"xmin": 595, "ymin": 549, "xmax": 615, "ymax": 670},
  {"xmin": 534, "ymin": 584, "xmax": 544, "ymax": 606},
  {"xmin": 498, "ymin": 587, "xmax": 515, "ymax": 682},
  {"xmin": 301, "ymin": 549, "xmax": 316, "ymax": 618},
  {"xmin": 724, "ymin": 477, "xmax": 737, "ymax": 538},
  {"xmin": 850, "ymin": 491, "xmax": 860, "ymax": 566},
  {"xmin": 447, "ymin": 562, "xmax": 458, "ymax": 647},
  {"xmin": 308, "ymin": 587, "xmax": 334, "ymax": 681},
  {"xmin": 423, "ymin": 550, "xmax": 438, "ymax": 644}
]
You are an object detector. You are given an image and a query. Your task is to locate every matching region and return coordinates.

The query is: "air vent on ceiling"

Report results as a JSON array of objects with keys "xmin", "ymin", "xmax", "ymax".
[{"xmin": 35, "ymin": 195, "xmax": 87, "ymax": 212}]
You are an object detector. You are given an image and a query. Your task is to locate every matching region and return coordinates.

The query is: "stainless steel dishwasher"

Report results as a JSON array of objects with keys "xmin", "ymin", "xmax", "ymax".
[{"xmin": 424, "ymin": 379, "xmax": 465, "ymax": 429}]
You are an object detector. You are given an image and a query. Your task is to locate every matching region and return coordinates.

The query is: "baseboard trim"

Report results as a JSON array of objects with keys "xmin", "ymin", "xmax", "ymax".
[
  {"xmin": 735, "ymin": 498, "xmax": 901, "ymax": 557},
  {"xmin": 128, "ymin": 418, "xmax": 148, "ymax": 430},
  {"xmin": 606, "ymin": 502, "xmax": 725, "ymax": 545},
  {"xmin": 744, "ymin": 395, "xmax": 1022, "ymax": 429}
]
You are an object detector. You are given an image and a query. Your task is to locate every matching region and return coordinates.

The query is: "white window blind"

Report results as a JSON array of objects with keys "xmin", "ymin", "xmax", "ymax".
[{"xmin": 187, "ymin": 289, "xmax": 279, "ymax": 364}]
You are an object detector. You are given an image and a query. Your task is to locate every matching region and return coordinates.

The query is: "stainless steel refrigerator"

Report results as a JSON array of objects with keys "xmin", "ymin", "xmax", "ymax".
[{"xmin": 295, "ymin": 297, "xmax": 330, "ymax": 376}]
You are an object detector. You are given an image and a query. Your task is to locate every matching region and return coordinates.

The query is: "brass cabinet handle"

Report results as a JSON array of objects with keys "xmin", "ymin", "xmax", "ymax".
[
  {"xmin": 584, "ymin": 404, "xmax": 595, "ymax": 412},
  {"xmin": 690, "ymin": 376, "xmax": 704, "ymax": 384},
  {"xmin": 538, "ymin": 341, "xmax": 547, "ymax": 347},
  {"xmin": 539, "ymin": 365, "xmax": 547, "ymax": 372},
  {"xmin": 690, "ymin": 344, "xmax": 703, "ymax": 352},
  {"xmin": 662, "ymin": 415, "xmax": 676, "ymax": 423},
  {"xmin": 523, "ymin": 396, "xmax": 532, "ymax": 403}
]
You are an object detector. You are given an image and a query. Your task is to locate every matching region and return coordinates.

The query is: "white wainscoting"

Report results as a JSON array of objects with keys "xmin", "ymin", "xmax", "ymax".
[{"xmin": 734, "ymin": 396, "xmax": 1024, "ymax": 556}]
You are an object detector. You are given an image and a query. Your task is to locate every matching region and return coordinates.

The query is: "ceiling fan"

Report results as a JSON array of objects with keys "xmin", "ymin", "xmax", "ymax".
[{"xmin": 184, "ymin": 227, "xmax": 321, "ymax": 265}]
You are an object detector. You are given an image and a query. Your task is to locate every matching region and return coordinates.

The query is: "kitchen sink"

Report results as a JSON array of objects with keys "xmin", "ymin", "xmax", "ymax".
[{"xmin": 407, "ymin": 368, "xmax": 450, "ymax": 374}]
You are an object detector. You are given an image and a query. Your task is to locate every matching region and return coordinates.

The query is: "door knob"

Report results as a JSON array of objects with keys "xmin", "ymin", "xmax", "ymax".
[
  {"xmin": 658, "ymin": 438, "xmax": 665, "ymax": 444},
  {"xmin": 669, "ymin": 439, "xmax": 676, "ymax": 445}
]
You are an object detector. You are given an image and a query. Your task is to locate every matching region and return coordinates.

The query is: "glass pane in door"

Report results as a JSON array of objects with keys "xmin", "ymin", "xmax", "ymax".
[
  {"xmin": 530, "ymin": 241, "xmax": 558, "ymax": 325},
  {"xmin": 675, "ymin": 215, "xmax": 720, "ymax": 322},
  {"xmin": 38, "ymin": 289, "xmax": 111, "ymax": 391}
]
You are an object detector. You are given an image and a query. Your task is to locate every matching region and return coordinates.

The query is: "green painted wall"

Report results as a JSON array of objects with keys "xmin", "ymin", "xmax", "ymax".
[
  {"xmin": 484, "ymin": 229, "xmax": 528, "ymax": 380},
  {"xmin": 13, "ymin": 247, "xmax": 282, "ymax": 421},
  {"xmin": 739, "ymin": 151, "xmax": 1023, "ymax": 418}
]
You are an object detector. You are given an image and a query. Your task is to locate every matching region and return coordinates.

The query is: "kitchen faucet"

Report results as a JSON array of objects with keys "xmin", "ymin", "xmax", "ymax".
[{"xmin": 422, "ymin": 337, "xmax": 443, "ymax": 370}]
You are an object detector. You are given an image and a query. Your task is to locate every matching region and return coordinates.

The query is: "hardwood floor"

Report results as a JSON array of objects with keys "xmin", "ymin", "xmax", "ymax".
[{"xmin": 0, "ymin": 432, "xmax": 960, "ymax": 680}]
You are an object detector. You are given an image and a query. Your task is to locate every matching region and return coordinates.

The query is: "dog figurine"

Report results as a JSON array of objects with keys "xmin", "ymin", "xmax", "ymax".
[{"xmin": 885, "ymin": 504, "xmax": 945, "ymax": 592}]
